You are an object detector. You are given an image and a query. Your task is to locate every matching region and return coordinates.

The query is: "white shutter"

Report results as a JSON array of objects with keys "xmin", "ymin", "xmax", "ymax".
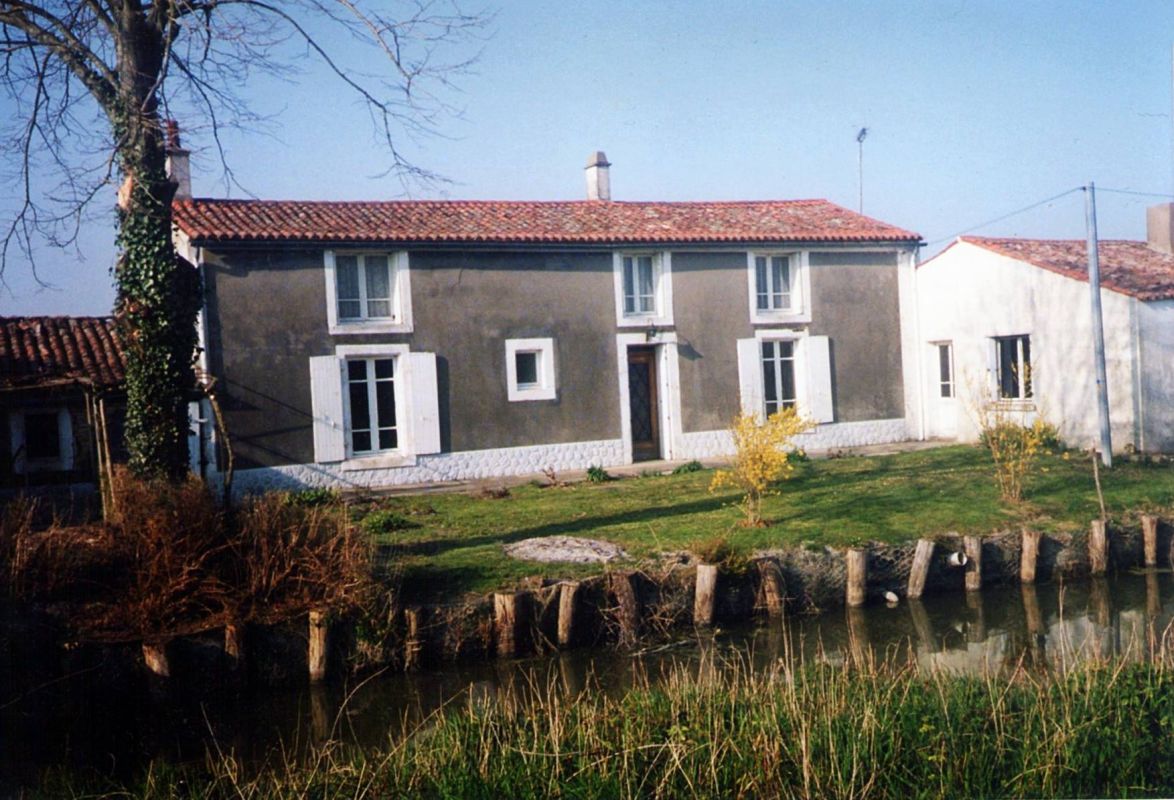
[
  {"xmin": 798, "ymin": 335, "xmax": 834, "ymax": 423},
  {"xmin": 309, "ymin": 356, "xmax": 347, "ymax": 463},
  {"xmin": 736, "ymin": 338, "xmax": 763, "ymax": 420},
  {"xmin": 408, "ymin": 352, "xmax": 441, "ymax": 455},
  {"xmin": 987, "ymin": 339, "xmax": 999, "ymax": 398}
]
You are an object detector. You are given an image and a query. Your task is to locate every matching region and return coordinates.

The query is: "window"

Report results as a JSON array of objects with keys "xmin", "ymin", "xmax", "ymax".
[
  {"xmin": 345, "ymin": 357, "xmax": 397, "ymax": 455},
  {"xmin": 613, "ymin": 252, "xmax": 672, "ymax": 327},
  {"xmin": 937, "ymin": 342, "xmax": 954, "ymax": 398},
  {"xmin": 755, "ymin": 254, "xmax": 792, "ymax": 311},
  {"xmin": 505, "ymin": 338, "xmax": 557, "ymax": 401},
  {"xmin": 325, "ymin": 251, "xmax": 412, "ymax": 334},
  {"xmin": 995, "ymin": 335, "xmax": 1032, "ymax": 400},
  {"xmin": 761, "ymin": 340, "xmax": 797, "ymax": 418},
  {"xmin": 8, "ymin": 408, "xmax": 73, "ymax": 474},
  {"xmin": 747, "ymin": 251, "xmax": 809, "ymax": 323}
]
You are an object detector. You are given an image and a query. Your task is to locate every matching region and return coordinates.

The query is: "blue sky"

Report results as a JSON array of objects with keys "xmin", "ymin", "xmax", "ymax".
[{"xmin": 4, "ymin": 0, "xmax": 1174, "ymax": 315}]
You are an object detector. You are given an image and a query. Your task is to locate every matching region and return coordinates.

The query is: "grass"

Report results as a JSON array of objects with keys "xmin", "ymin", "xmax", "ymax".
[
  {"xmin": 363, "ymin": 445, "xmax": 1174, "ymax": 602},
  {"xmin": 47, "ymin": 651, "xmax": 1174, "ymax": 798}
]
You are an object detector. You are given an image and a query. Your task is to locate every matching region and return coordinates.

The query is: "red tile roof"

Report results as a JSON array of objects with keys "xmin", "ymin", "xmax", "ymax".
[
  {"xmin": 0, "ymin": 317, "xmax": 125, "ymax": 390},
  {"xmin": 956, "ymin": 237, "xmax": 1174, "ymax": 301},
  {"xmin": 173, "ymin": 198, "xmax": 921, "ymax": 245}
]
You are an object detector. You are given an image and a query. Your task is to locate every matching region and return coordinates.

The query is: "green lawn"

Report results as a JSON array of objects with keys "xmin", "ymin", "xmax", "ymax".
[{"xmin": 361, "ymin": 445, "xmax": 1174, "ymax": 601}]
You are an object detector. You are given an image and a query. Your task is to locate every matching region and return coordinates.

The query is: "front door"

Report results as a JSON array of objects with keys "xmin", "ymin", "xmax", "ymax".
[{"xmin": 627, "ymin": 347, "xmax": 660, "ymax": 461}]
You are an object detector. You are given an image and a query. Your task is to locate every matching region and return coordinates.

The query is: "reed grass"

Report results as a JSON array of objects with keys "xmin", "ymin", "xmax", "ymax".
[{"xmin": 46, "ymin": 648, "xmax": 1174, "ymax": 799}]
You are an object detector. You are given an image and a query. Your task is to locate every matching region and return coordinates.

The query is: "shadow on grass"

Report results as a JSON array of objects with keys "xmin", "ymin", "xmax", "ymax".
[{"xmin": 389, "ymin": 494, "xmax": 737, "ymax": 557}]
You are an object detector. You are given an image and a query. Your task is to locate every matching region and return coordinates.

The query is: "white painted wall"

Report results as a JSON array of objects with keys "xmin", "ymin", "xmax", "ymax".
[
  {"xmin": 1138, "ymin": 299, "xmax": 1174, "ymax": 451},
  {"xmin": 916, "ymin": 241, "xmax": 1140, "ymax": 451}
]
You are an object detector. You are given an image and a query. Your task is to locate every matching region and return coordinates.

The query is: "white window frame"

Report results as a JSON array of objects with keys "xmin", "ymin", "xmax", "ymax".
[
  {"xmin": 324, "ymin": 250, "xmax": 413, "ymax": 334},
  {"xmin": 759, "ymin": 336, "xmax": 799, "ymax": 418},
  {"xmin": 747, "ymin": 251, "xmax": 811, "ymax": 324},
  {"xmin": 9, "ymin": 408, "xmax": 73, "ymax": 474},
  {"xmin": 993, "ymin": 334, "xmax": 1032, "ymax": 402},
  {"xmin": 336, "ymin": 343, "xmax": 411, "ymax": 468},
  {"xmin": 613, "ymin": 251, "xmax": 673, "ymax": 328},
  {"xmin": 934, "ymin": 341, "xmax": 955, "ymax": 399},
  {"xmin": 505, "ymin": 338, "xmax": 557, "ymax": 402},
  {"xmin": 738, "ymin": 329, "xmax": 834, "ymax": 424}
]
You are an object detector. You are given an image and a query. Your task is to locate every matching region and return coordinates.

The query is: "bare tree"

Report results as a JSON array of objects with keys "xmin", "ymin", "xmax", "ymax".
[{"xmin": 0, "ymin": 1, "xmax": 485, "ymax": 479}]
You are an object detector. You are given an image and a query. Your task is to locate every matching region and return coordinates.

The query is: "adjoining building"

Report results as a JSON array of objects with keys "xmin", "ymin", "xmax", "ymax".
[
  {"xmin": 171, "ymin": 152, "xmax": 924, "ymax": 491},
  {"xmin": 915, "ymin": 205, "xmax": 1174, "ymax": 453}
]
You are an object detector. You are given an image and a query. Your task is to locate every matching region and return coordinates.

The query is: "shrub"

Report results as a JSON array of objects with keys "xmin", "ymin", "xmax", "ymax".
[
  {"xmin": 361, "ymin": 509, "xmax": 416, "ymax": 535},
  {"xmin": 710, "ymin": 408, "xmax": 816, "ymax": 526},
  {"xmin": 586, "ymin": 465, "xmax": 611, "ymax": 483},
  {"xmin": 284, "ymin": 487, "xmax": 341, "ymax": 507},
  {"xmin": 672, "ymin": 460, "xmax": 704, "ymax": 475},
  {"xmin": 976, "ymin": 412, "xmax": 1054, "ymax": 502}
]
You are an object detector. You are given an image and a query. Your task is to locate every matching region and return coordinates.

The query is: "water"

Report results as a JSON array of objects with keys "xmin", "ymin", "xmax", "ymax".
[{"xmin": 2, "ymin": 571, "xmax": 1172, "ymax": 790}]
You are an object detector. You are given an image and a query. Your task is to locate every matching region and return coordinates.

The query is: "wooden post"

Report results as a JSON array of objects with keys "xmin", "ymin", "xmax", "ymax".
[
  {"xmin": 557, "ymin": 581, "xmax": 580, "ymax": 648},
  {"xmin": 142, "ymin": 641, "xmax": 170, "ymax": 678},
  {"xmin": 609, "ymin": 571, "xmax": 641, "ymax": 646},
  {"xmin": 963, "ymin": 536, "xmax": 982, "ymax": 592},
  {"xmin": 846, "ymin": 548, "xmax": 868, "ymax": 607},
  {"xmin": 404, "ymin": 607, "xmax": 425, "ymax": 670},
  {"xmin": 224, "ymin": 621, "xmax": 246, "ymax": 676},
  {"xmin": 308, "ymin": 610, "xmax": 329, "ymax": 683},
  {"xmin": 1020, "ymin": 529, "xmax": 1041, "ymax": 584},
  {"xmin": 758, "ymin": 560, "xmax": 785, "ymax": 618},
  {"xmin": 1142, "ymin": 514, "xmax": 1159, "ymax": 567},
  {"xmin": 1089, "ymin": 520, "xmax": 1109, "ymax": 576},
  {"xmin": 907, "ymin": 538, "xmax": 935, "ymax": 599},
  {"xmin": 965, "ymin": 590, "xmax": 986, "ymax": 643},
  {"xmin": 693, "ymin": 564, "xmax": 718, "ymax": 626},
  {"xmin": 1146, "ymin": 570, "xmax": 1161, "ymax": 621},
  {"xmin": 494, "ymin": 592, "xmax": 522, "ymax": 658}
]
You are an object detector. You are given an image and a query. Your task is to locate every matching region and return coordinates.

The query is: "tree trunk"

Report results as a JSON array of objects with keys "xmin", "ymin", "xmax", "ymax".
[{"xmin": 113, "ymin": 14, "xmax": 199, "ymax": 481}]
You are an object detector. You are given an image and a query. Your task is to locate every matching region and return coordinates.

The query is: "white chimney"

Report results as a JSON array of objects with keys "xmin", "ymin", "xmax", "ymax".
[
  {"xmin": 1147, "ymin": 203, "xmax": 1174, "ymax": 255},
  {"xmin": 165, "ymin": 120, "xmax": 191, "ymax": 200},
  {"xmin": 585, "ymin": 151, "xmax": 611, "ymax": 201}
]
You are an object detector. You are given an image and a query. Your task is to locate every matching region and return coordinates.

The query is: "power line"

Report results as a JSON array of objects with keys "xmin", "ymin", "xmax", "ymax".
[
  {"xmin": 925, "ymin": 187, "xmax": 1084, "ymax": 246},
  {"xmin": 1096, "ymin": 186, "xmax": 1174, "ymax": 200}
]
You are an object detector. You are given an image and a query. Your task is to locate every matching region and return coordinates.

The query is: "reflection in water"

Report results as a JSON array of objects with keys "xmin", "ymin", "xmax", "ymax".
[{"xmin": 2, "ymin": 572, "xmax": 1173, "ymax": 788}]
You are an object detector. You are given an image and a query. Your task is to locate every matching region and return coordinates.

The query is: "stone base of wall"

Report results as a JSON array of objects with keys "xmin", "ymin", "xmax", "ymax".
[
  {"xmin": 676, "ymin": 418, "xmax": 910, "ymax": 461},
  {"xmin": 230, "ymin": 418, "xmax": 912, "ymax": 492},
  {"xmin": 231, "ymin": 438, "xmax": 628, "ymax": 493}
]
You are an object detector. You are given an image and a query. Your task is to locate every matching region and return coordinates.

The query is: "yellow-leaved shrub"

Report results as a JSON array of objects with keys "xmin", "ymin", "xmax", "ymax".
[{"xmin": 710, "ymin": 408, "xmax": 815, "ymax": 526}]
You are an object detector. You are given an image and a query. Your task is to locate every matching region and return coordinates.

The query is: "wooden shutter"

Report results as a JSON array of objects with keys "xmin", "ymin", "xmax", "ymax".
[
  {"xmin": 736, "ymin": 338, "xmax": 763, "ymax": 420},
  {"xmin": 798, "ymin": 335, "xmax": 834, "ymax": 423},
  {"xmin": 408, "ymin": 352, "xmax": 441, "ymax": 455},
  {"xmin": 309, "ymin": 356, "xmax": 346, "ymax": 462}
]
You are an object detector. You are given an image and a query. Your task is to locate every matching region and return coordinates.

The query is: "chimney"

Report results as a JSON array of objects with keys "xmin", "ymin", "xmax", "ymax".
[
  {"xmin": 585, "ymin": 151, "xmax": 611, "ymax": 201},
  {"xmin": 165, "ymin": 120, "xmax": 192, "ymax": 200}
]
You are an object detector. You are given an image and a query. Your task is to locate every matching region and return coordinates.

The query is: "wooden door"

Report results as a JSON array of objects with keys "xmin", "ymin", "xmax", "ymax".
[{"xmin": 627, "ymin": 347, "xmax": 660, "ymax": 461}]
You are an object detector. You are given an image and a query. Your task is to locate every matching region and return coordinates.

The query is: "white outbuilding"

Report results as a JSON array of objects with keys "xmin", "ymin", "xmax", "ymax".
[{"xmin": 915, "ymin": 206, "xmax": 1174, "ymax": 453}]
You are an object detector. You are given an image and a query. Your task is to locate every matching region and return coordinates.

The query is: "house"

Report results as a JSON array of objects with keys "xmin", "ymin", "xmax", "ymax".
[
  {"xmin": 0, "ymin": 316, "xmax": 126, "ymax": 490},
  {"xmin": 915, "ymin": 205, "xmax": 1174, "ymax": 452},
  {"xmin": 171, "ymin": 153, "xmax": 923, "ymax": 491}
]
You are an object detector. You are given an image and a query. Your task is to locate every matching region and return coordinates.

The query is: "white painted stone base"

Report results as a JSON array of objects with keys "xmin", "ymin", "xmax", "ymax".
[
  {"xmin": 230, "ymin": 438, "xmax": 628, "ymax": 493},
  {"xmin": 676, "ymin": 418, "xmax": 911, "ymax": 460},
  {"xmin": 229, "ymin": 419, "xmax": 911, "ymax": 493}
]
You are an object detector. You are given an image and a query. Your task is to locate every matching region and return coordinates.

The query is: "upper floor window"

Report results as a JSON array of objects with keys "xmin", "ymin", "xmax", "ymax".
[
  {"xmin": 755, "ymin": 254, "xmax": 793, "ymax": 311},
  {"xmin": 995, "ymin": 335, "xmax": 1032, "ymax": 400},
  {"xmin": 613, "ymin": 252, "xmax": 673, "ymax": 327},
  {"xmin": 747, "ymin": 251, "xmax": 809, "ymax": 324},
  {"xmin": 325, "ymin": 251, "xmax": 413, "ymax": 334}
]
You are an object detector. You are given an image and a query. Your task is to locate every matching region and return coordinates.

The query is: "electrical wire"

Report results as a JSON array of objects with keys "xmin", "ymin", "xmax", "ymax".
[
  {"xmin": 1096, "ymin": 186, "xmax": 1174, "ymax": 200},
  {"xmin": 924, "ymin": 187, "xmax": 1084, "ymax": 246}
]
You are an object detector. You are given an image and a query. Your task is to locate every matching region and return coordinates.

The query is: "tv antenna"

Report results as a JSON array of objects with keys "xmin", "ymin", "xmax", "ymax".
[{"xmin": 856, "ymin": 127, "xmax": 869, "ymax": 213}]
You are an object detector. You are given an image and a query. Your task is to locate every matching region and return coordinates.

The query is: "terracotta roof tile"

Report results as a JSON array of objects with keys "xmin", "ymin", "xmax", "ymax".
[
  {"xmin": 0, "ymin": 316, "xmax": 124, "ymax": 390},
  {"xmin": 173, "ymin": 198, "xmax": 921, "ymax": 245},
  {"xmin": 958, "ymin": 237, "xmax": 1174, "ymax": 301}
]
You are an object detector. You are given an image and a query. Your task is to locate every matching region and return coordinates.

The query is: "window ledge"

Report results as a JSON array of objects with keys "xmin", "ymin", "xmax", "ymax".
[
  {"xmin": 751, "ymin": 310, "xmax": 811, "ymax": 325},
  {"xmin": 617, "ymin": 314, "xmax": 673, "ymax": 329},
  {"xmin": 341, "ymin": 452, "xmax": 418, "ymax": 472},
  {"xmin": 508, "ymin": 387, "xmax": 557, "ymax": 402},
  {"xmin": 992, "ymin": 399, "xmax": 1036, "ymax": 413},
  {"xmin": 330, "ymin": 320, "xmax": 413, "ymax": 336}
]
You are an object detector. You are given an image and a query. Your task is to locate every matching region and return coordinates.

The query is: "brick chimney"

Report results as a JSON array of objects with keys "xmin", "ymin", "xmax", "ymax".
[
  {"xmin": 165, "ymin": 120, "xmax": 191, "ymax": 200},
  {"xmin": 585, "ymin": 151, "xmax": 611, "ymax": 201}
]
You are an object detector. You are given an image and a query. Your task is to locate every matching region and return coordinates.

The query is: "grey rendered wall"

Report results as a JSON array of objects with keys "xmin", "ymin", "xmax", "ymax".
[
  {"xmin": 671, "ymin": 252, "xmax": 754, "ymax": 432},
  {"xmin": 808, "ymin": 252, "xmax": 905, "ymax": 422},
  {"xmin": 203, "ymin": 247, "xmax": 620, "ymax": 470}
]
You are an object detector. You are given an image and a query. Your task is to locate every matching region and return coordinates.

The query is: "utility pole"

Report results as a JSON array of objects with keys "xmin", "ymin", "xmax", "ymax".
[
  {"xmin": 1085, "ymin": 182, "xmax": 1112, "ymax": 467},
  {"xmin": 856, "ymin": 127, "xmax": 868, "ymax": 213}
]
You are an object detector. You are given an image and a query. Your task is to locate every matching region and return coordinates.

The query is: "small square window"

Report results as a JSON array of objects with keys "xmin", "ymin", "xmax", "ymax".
[
  {"xmin": 25, "ymin": 412, "xmax": 61, "ymax": 460},
  {"xmin": 505, "ymin": 338, "xmax": 556, "ymax": 401},
  {"xmin": 515, "ymin": 351, "xmax": 539, "ymax": 388}
]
